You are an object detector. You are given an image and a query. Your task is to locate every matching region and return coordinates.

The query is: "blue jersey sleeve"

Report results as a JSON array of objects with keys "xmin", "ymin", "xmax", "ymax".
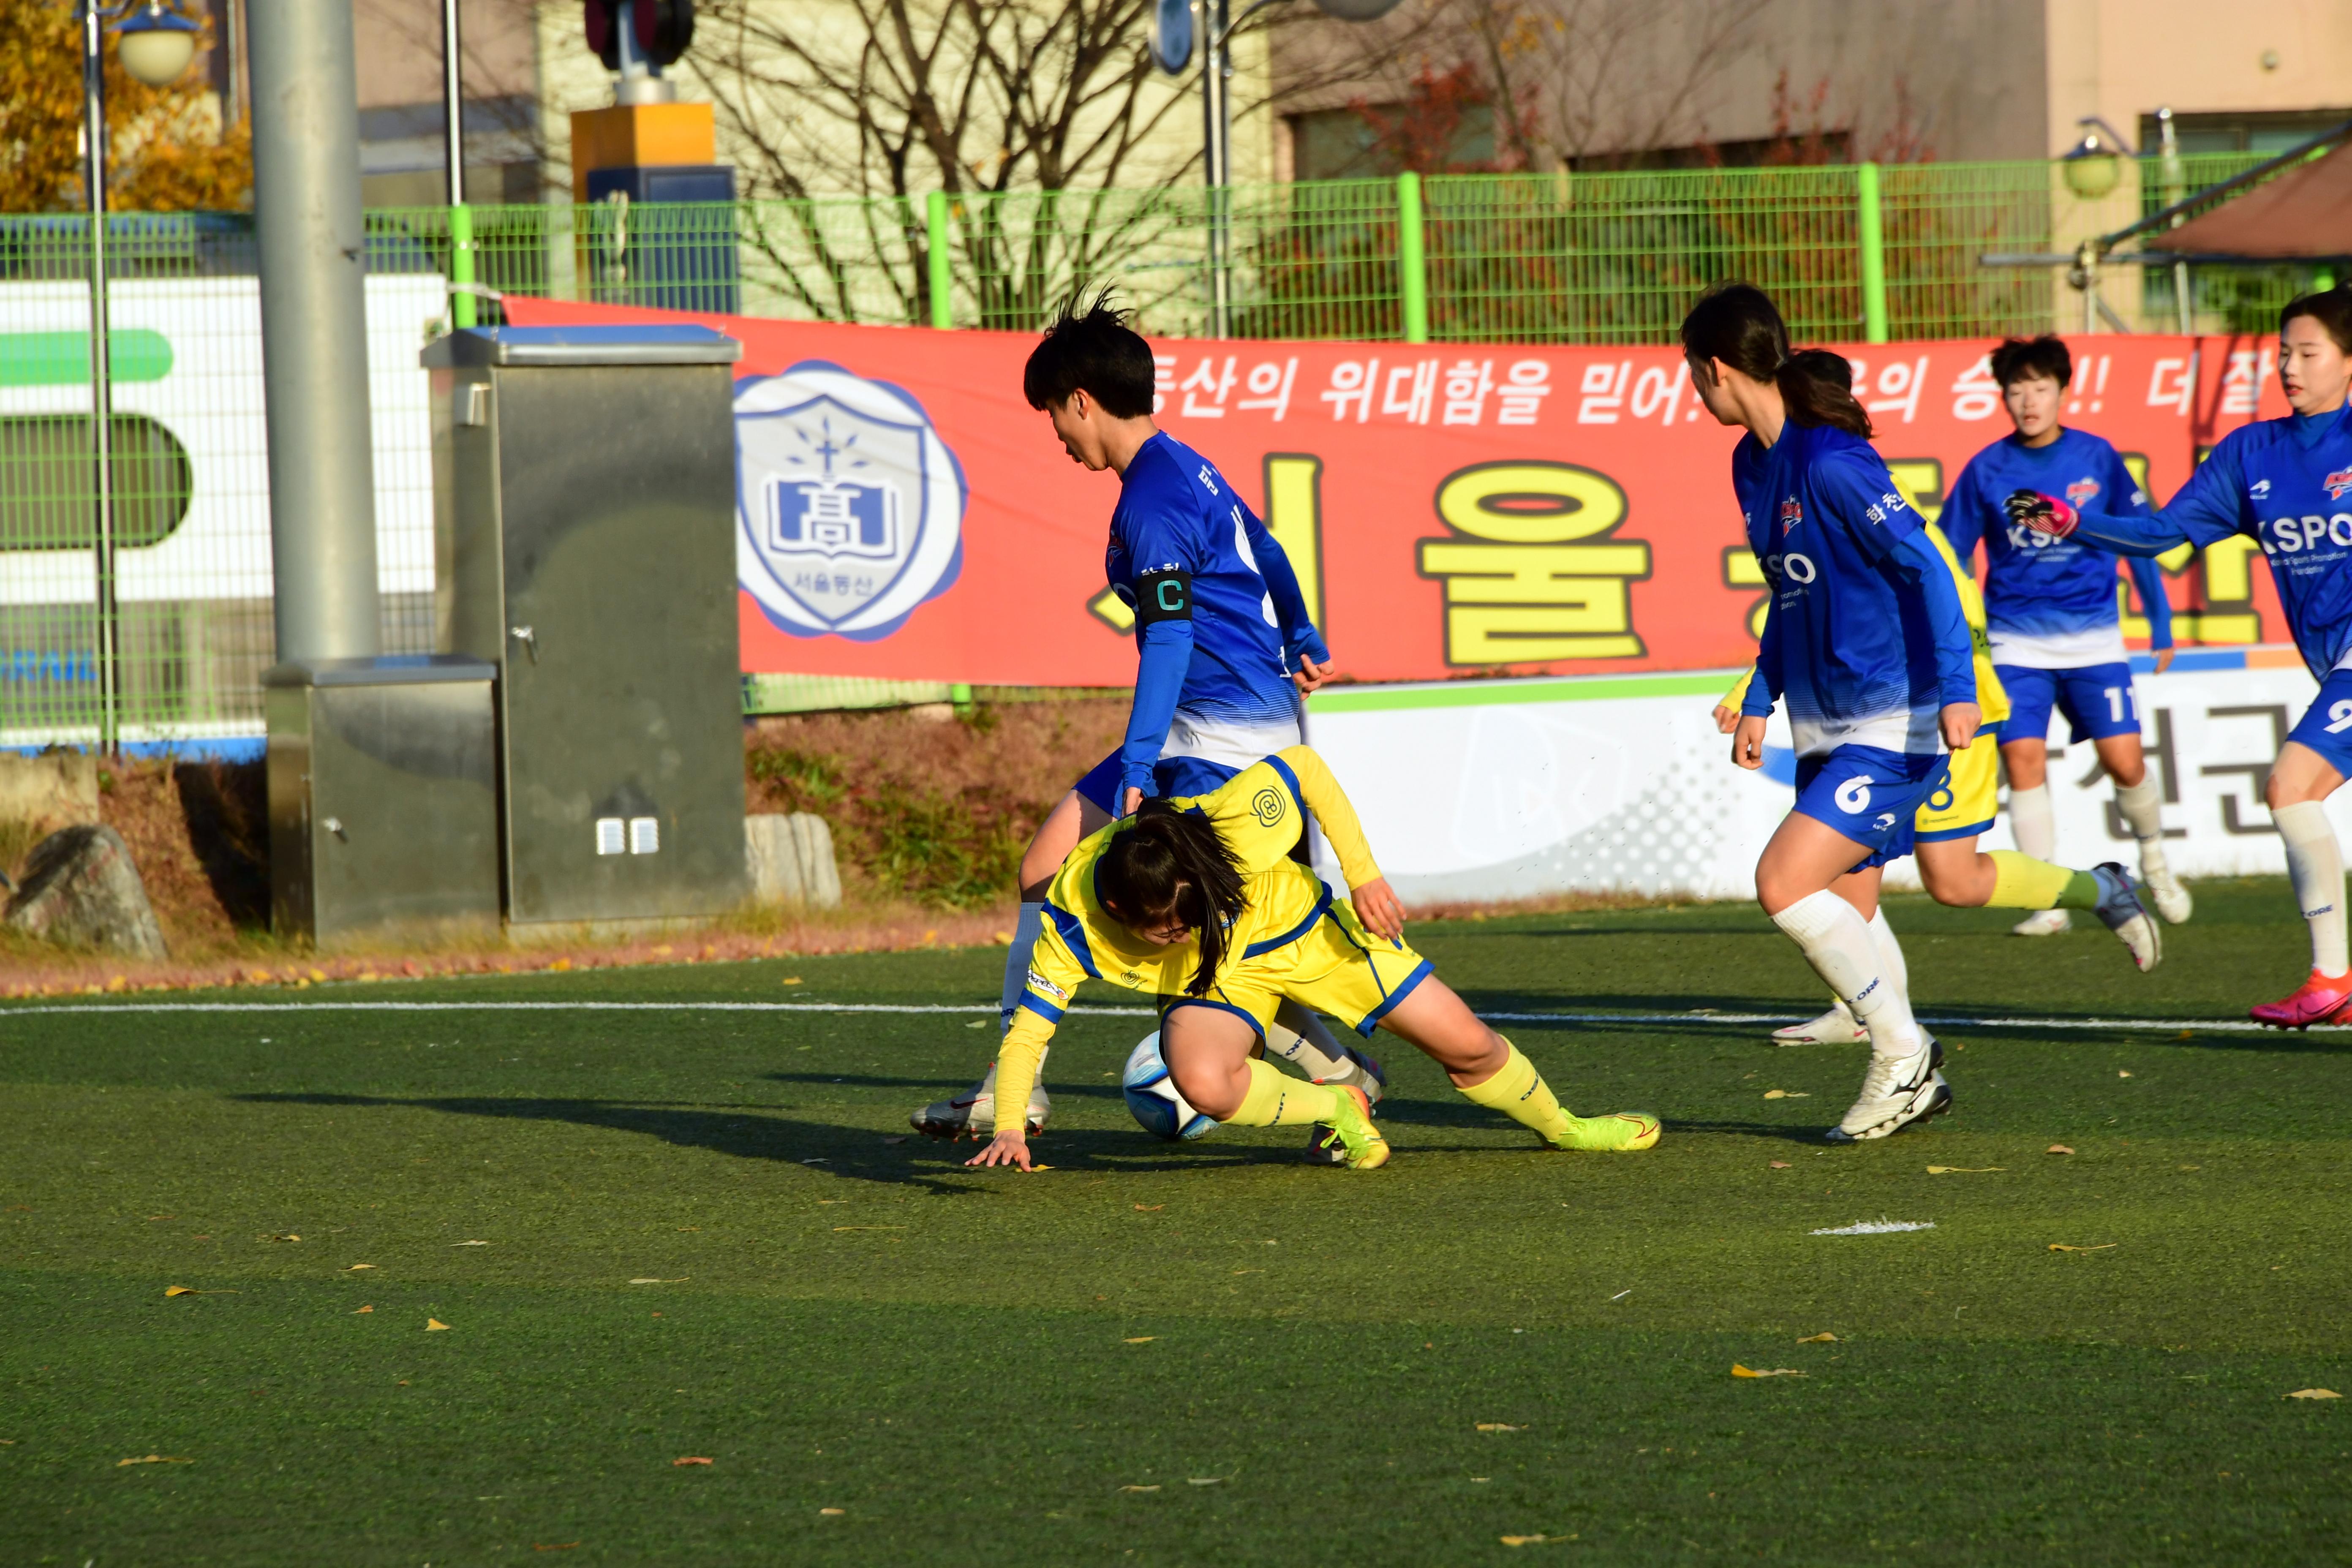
[
  {"xmin": 1938, "ymin": 454, "xmax": 1994, "ymax": 567},
  {"xmin": 1112, "ymin": 482, "xmax": 1211, "ymax": 797},
  {"xmin": 2074, "ymin": 439, "xmax": 2249, "ymax": 556},
  {"xmin": 1891, "ymin": 529, "xmax": 1978, "ymax": 708},
  {"xmin": 1241, "ymin": 504, "xmax": 1328, "ymax": 667},
  {"xmin": 2108, "ymin": 448, "xmax": 2173, "ymax": 649},
  {"xmin": 1815, "ymin": 447, "xmax": 1918, "ymax": 564},
  {"xmin": 1741, "ymin": 596, "xmax": 1783, "ymax": 717}
]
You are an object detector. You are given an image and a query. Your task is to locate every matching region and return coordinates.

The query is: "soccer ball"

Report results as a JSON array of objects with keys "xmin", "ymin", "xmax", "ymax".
[{"xmin": 1122, "ymin": 1032, "xmax": 1218, "ymax": 1141}]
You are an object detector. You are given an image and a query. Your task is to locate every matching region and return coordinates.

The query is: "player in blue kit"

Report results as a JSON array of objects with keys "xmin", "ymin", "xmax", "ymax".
[
  {"xmin": 1686, "ymin": 282, "xmax": 1979, "ymax": 1140},
  {"xmin": 2009, "ymin": 288, "xmax": 2352, "ymax": 1027},
  {"xmin": 1941, "ymin": 335, "xmax": 2190, "ymax": 934},
  {"xmin": 911, "ymin": 295, "xmax": 1386, "ymax": 1139}
]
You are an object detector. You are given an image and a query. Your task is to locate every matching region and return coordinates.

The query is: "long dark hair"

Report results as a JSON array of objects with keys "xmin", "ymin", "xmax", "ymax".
[
  {"xmin": 1680, "ymin": 281, "xmax": 1873, "ymax": 438},
  {"xmin": 1096, "ymin": 800, "xmax": 1247, "ymax": 996}
]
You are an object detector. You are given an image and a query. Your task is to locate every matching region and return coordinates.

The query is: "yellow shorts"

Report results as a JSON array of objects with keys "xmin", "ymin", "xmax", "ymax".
[
  {"xmin": 1914, "ymin": 732, "xmax": 1998, "ymax": 843},
  {"xmin": 1162, "ymin": 892, "xmax": 1433, "ymax": 1040}
]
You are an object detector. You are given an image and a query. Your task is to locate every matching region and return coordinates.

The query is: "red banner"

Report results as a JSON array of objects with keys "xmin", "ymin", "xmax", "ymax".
[{"xmin": 501, "ymin": 295, "xmax": 2297, "ymax": 684}]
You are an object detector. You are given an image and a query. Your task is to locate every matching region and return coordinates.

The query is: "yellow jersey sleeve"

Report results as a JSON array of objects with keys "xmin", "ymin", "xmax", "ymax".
[
  {"xmin": 1190, "ymin": 747, "xmax": 1383, "ymax": 890},
  {"xmin": 993, "ymin": 907, "xmax": 1091, "ymax": 1137},
  {"xmin": 1720, "ymin": 667, "xmax": 1753, "ymax": 712},
  {"xmin": 1920, "ymin": 521, "xmax": 2009, "ymax": 725}
]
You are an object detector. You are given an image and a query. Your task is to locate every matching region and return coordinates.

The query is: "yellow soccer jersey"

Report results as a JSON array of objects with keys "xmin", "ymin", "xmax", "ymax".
[
  {"xmin": 1721, "ymin": 520, "xmax": 2009, "ymax": 726},
  {"xmin": 991, "ymin": 747, "xmax": 1384, "ymax": 1137}
]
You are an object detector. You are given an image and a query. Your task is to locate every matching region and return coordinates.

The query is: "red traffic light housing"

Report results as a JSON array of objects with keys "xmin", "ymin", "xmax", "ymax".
[{"xmin": 585, "ymin": 0, "xmax": 695, "ymax": 69}]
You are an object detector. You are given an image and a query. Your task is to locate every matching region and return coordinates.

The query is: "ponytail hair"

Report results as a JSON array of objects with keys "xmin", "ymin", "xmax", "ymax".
[
  {"xmin": 1096, "ymin": 799, "xmax": 1248, "ymax": 996},
  {"xmin": 1680, "ymin": 280, "xmax": 1873, "ymax": 439}
]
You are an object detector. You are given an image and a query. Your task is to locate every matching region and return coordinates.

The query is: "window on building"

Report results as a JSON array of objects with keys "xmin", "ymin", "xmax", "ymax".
[
  {"xmin": 2141, "ymin": 109, "xmax": 2352, "ymax": 157},
  {"xmin": 1288, "ymin": 103, "xmax": 1497, "ymax": 182}
]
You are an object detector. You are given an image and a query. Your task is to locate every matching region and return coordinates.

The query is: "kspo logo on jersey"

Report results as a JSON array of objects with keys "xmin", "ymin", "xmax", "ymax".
[
  {"xmin": 2327, "ymin": 468, "xmax": 2352, "ymax": 500},
  {"xmin": 2260, "ymin": 512, "xmax": 2352, "ymax": 556},
  {"xmin": 734, "ymin": 360, "xmax": 968, "ymax": 641},
  {"xmin": 1779, "ymin": 497, "xmax": 1802, "ymax": 535}
]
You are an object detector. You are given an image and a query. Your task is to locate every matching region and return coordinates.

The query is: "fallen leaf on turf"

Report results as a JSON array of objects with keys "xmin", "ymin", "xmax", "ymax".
[
  {"xmin": 261, "ymin": 1233, "xmax": 300, "ymax": 1243},
  {"xmin": 1731, "ymin": 1364, "xmax": 1806, "ymax": 1378},
  {"xmin": 965, "ymin": 1019, "xmax": 987, "ymax": 1029},
  {"xmin": 344, "ymin": 1263, "xmax": 376, "ymax": 1271},
  {"xmin": 1133, "ymin": 1203, "xmax": 1164, "ymax": 1211},
  {"xmin": 1926, "ymin": 1166, "xmax": 2004, "ymax": 1174},
  {"xmin": 1797, "ymin": 1332, "xmax": 1839, "ymax": 1344},
  {"xmin": 2047, "ymin": 1145, "xmax": 2074, "ymax": 1155},
  {"xmin": 1124, "ymin": 1336, "xmax": 1156, "ymax": 1344},
  {"xmin": 162, "ymin": 1286, "xmax": 235, "ymax": 1296},
  {"xmin": 1023, "ymin": 1165, "xmax": 1055, "ymax": 1172},
  {"xmin": 353, "ymin": 1305, "xmax": 373, "ymax": 1314},
  {"xmin": 2287, "ymin": 1388, "xmax": 2342, "ymax": 1400},
  {"xmin": 1188, "ymin": 1476, "xmax": 1225, "ymax": 1485},
  {"xmin": 531, "ymin": 1544, "xmax": 580, "ymax": 1552},
  {"xmin": 1500, "ymin": 1533, "xmax": 1575, "ymax": 1546},
  {"xmin": 672, "ymin": 1456, "xmax": 713, "ymax": 1465},
  {"xmin": 1119, "ymin": 1485, "xmax": 1160, "ymax": 1493},
  {"xmin": 1769, "ymin": 1161, "xmax": 1791, "ymax": 1169},
  {"xmin": 451, "ymin": 1240, "xmax": 490, "ymax": 1247},
  {"xmin": 2118, "ymin": 1070, "xmax": 2134, "ymax": 1078},
  {"xmin": 1762, "ymin": 1089, "xmax": 1809, "ymax": 1099},
  {"xmin": 426, "ymin": 1318, "xmax": 452, "ymax": 1330},
  {"xmin": 2048, "ymin": 1244, "xmax": 2116, "ymax": 1253},
  {"xmin": 832, "ymin": 1227, "xmax": 900, "ymax": 1233},
  {"xmin": 1475, "ymin": 1423, "xmax": 1525, "ymax": 1432},
  {"xmin": 2180, "ymin": 1164, "xmax": 2200, "ymax": 1171},
  {"xmin": 117, "ymin": 1455, "xmax": 192, "ymax": 1466},
  {"xmin": 782, "ymin": 977, "xmax": 803, "ymax": 985},
  {"xmin": 819, "ymin": 1507, "xmax": 844, "ymax": 1515},
  {"xmin": 629, "ymin": 1277, "xmax": 689, "ymax": 1284}
]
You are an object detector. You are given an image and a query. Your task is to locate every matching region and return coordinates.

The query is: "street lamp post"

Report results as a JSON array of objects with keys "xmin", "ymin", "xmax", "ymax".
[{"xmin": 78, "ymin": 0, "xmax": 199, "ymax": 754}]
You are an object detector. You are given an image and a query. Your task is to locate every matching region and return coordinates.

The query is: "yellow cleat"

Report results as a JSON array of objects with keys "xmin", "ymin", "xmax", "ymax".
[
  {"xmin": 1323, "ymin": 1083, "xmax": 1391, "ymax": 1170},
  {"xmin": 1549, "ymin": 1111, "xmax": 1661, "ymax": 1153}
]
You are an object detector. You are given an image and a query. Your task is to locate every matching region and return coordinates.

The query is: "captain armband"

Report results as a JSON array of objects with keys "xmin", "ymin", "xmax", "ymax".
[{"xmin": 1132, "ymin": 568, "xmax": 1194, "ymax": 629}]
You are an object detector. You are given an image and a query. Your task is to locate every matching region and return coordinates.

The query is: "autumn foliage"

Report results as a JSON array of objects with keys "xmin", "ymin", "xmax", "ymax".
[{"xmin": 0, "ymin": 0, "xmax": 250, "ymax": 213}]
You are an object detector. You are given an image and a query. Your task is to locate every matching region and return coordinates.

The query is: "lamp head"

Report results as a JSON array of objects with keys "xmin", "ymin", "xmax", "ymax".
[
  {"xmin": 117, "ymin": 3, "xmax": 201, "ymax": 88},
  {"xmin": 2061, "ymin": 127, "xmax": 2123, "ymax": 199}
]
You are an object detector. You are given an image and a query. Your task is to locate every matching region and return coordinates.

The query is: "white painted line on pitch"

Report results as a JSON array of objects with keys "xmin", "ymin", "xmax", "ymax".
[{"xmin": 0, "ymin": 1000, "xmax": 2313, "ymax": 1034}]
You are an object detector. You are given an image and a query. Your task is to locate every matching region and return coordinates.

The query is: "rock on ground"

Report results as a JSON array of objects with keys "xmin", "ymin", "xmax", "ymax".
[
  {"xmin": 745, "ymin": 813, "xmax": 843, "ymax": 910},
  {"xmin": 4, "ymin": 824, "xmax": 170, "ymax": 958}
]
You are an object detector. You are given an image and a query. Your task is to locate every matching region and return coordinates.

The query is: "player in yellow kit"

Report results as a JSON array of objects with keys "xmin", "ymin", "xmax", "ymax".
[
  {"xmin": 1717, "ymin": 503, "xmax": 2160, "ymax": 1044},
  {"xmin": 964, "ymin": 746, "xmax": 1660, "ymax": 1171}
]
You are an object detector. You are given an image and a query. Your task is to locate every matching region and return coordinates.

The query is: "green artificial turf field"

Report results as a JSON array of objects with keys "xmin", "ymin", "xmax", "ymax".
[{"xmin": 3, "ymin": 877, "xmax": 2348, "ymax": 1565}]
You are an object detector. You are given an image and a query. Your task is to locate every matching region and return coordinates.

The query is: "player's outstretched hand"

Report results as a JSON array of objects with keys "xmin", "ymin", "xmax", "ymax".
[
  {"xmin": 1940, "ymin": 700, "xmax": 1982, "ymax": 753},
  {"xmin": 2153, "ymin": 645, "xmax": 2176, "ymax": 674},
  {"xmin": 1350, "ymin": 877, "xmax": 1406, "ymax": 940},
  {"xmin": 1711, "ymin": 702, "xmax": 1740, "ymax": 735},
  {"xmin": 1731, "ymin": 713, "xmax": 1769, "ymax": 770},
  {"xmin": 966, "ymin": 1130, "xmax": 1034, "ymax": 1171},
  {"xmin": 1293, "ymin": 653, "xmax": 1334, "ymax": 694},
  {"xmin": 2001, "ymin": 488, "xmax": 2078, "ymax": 539}
]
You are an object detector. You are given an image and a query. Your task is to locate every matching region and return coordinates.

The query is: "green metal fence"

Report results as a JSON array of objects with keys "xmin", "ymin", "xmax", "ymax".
[{"xmin": 2, "ymin": 153, "xmax": 2335, "ymax": 747}]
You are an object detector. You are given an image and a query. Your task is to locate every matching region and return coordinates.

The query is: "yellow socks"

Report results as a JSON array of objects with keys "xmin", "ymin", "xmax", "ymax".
[
  {"xmin": 1987, "ymin": 849, "xmax": 2099, "ymax": 910},
  {"xmin": 1454, "ymin": 1040, "xmax": 1574, "ymax": 1143},
  {"xmin": 1228, "ymin": 1057, "xmax": 1344, "ymax": 1128}
]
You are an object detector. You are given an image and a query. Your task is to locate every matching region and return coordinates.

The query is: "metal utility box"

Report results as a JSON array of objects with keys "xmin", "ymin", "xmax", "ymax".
[
  {"xmin": 423, "ymin": 324, "xmax": 748, "ymax": 929},
  {"xmin": 264, "ymin": 655, "xmax": 501, "ymax": 945}
]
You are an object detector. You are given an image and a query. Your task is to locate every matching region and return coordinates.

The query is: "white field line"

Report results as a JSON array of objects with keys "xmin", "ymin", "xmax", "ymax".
[{"xmin": 0, "ymin": 1000, "xmax": 2311, "ymax": 1033}]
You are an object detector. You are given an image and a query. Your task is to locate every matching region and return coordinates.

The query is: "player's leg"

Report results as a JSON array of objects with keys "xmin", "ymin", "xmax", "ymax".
[
  {"xmin": 2080, "ymin": 676, "xmax": 2190, "ymax": 923},
  {"xmin": 1996, "ymin": 663, "xmax": 2069, "ymax": 936},
  {"xmin": 1771, "ymin": 862, "xmax": 1891, "ymax": 1046},
  {"xmin": 1160, "ymin": 999, "xmax": 1386, "ymax": 1169},
  {"xmin": 2253, "ymin": 705, "xmax": 2352, "ymax": 1026}
]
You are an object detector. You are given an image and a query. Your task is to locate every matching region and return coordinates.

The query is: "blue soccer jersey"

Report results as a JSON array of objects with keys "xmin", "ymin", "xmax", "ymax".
[
  {"xmin": 1941, "ymin": 427, "xmax": 2174, "ymax": 668},
  {"xmin": 1107, "ymin": 432, "xmax": 1327, "ymax": 793},
  {"xmin": 2067, "ymin": 405, "xmax": 2352, "ymax": 681},
  {"xmin": 1735, "ymin": 421, "xmax": 1976, "ymax": 757}
]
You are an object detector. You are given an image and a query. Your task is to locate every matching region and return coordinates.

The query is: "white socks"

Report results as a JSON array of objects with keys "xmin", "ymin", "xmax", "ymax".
[
  {"xmin": 2275, "ymin": 801, "xmax": 2348, "ymax": 978},
  {"xmin": 1772, "ymin": 890, "xmax": 1922, "ymax": 1058},
  {"xmin": 1266, "ymin": 999, "xmax": 1354, "ymax": 1081},
  {"xmin": 1866, "ymin": 906, "xmax": 1908, "ymax": 997},
  {"xmin": 2009, "ymin": 782, "xmax": 2056, "ymax": 861},
  {"xmin": 1000, "ymin": 901, "xmax": 1046, "ymax": 1029},
  {"xmin": 2116, "ymin": 777, "xmax": 2171, "ymax": 878}
]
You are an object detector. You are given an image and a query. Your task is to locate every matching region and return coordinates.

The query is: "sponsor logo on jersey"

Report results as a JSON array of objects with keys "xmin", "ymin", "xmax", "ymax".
[
  {"xmin": 2251, "ymin": 479, "xmax": 2273, "ymax": 499},
  {"xmin": 733, "ymin": 360, "xmax": 967, "ymax": 640},
  {"xmin": 1779, "ymin": 497, "xmax": 1802, "ymax": 535},
  {"xmin": 2064, "ymin": 477, "xmax": 2101, "ymax": 507},
  {"xmin": 1026, "ymin": 970, "xmax": 1070, "ymax": 1002},
  {"xmin": 1251, "ymin": 787, "xmax": 1287, "ymax": 828},
  {"xmin": 2328, "ymin": 469, "xmax": 2352, "ymax": 501}
]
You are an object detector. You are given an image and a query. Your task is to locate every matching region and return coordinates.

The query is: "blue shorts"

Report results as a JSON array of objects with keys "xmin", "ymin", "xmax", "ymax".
[
  {"xmin": 1996, "ymin": 662, "xmax": 2140, "ymax": 746},
  {"xmin": 2288, "ymin": 667, "xmax": 2352, "ymax": 777},
  {"xmin": 1792, "ymin": 745, "xmax": 1950, "ymax": 870},
  {"xmin": 1073, "ymin": 750, "xmax": 1244, "ymax": 814}
]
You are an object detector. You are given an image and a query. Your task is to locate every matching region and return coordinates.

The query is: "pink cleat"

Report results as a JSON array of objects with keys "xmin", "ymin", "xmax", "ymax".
[{"xmin": 2249, "ymin": 970, "xmax": 2352, "ymax": 1030}]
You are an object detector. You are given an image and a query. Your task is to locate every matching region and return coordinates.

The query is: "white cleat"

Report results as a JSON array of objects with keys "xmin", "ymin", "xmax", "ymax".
[
  {"xmin": 1772, "ymin": 999, "xmax": 1866, "ymax": 1045},
  {"xmin": 2010, "ymin": 908, "xmax": 2071, "ymax": 937},
  {"xmin": 911, "ymin": 1064, "xmax": 1049, "ymax": 1141},
  {"xmin": 1824, "ymin": 1036, "xmax": 1952, "ymax": 1143},
  {"xmin": 2142, "ymin": 865, "xmax": 2193, "ymax": 925}
]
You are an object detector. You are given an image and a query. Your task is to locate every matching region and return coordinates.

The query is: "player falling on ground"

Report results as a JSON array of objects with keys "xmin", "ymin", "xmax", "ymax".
[
  {"xmin": 964, "ymin": 746, "xmax": 1661, "ymax": 1172},
  {"xmin": 912, "ymin": 294, "xmax": 1384, "ymax": 1141},
  {"xmin": 1941, "ymin": 333, "xmax": 2190, "ymax": 935},
  {"xmin": 1688, "ymin": 282, "xmax": 1980, "ymax": 1140},
  {"xmin": 2006, "ymin": 287, "xmax": 2352, "ymax": 1028},
  {"xmin": 1714, "ymin": 349, "xmax": 2160, "ymax": 1048}
]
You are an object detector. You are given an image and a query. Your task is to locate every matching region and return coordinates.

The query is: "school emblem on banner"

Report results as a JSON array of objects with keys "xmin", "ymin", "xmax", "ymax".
[{"xmin": 734, "ymin": 360, "xmax": 966, "ymax": 640}]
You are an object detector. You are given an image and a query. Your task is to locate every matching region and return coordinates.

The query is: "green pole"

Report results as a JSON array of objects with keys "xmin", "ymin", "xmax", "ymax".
[
  {"xmin": 1397, "ymin": 171, "xmax": 1429, "ymax": 344},
  {"xmin": 950, "ymin": 681, "xmax": 974, "ymax": 716},
  {"xmin": 1856, "ymin": 162, "xmax": 1888, "ymax": 344},
  {"xmin": 926, "ymin": 191, "xmax": 953, "ymax": 329},
  {"xmin": 449, "ymin": 201, "xmax": 477, "ymax": 330}
]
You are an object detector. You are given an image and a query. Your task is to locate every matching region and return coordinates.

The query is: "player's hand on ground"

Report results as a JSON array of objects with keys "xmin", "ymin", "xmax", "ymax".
[
  {"xmin": 2153, "ymin": 646, "xmax": 2176, "ymax": 674},
  {"xmin": 1712, "ymin": 702, "xmax": 1740, "ymax": 735},
  {"xmin": 1731, "ymin": 714, "xmax": 1769, "ymax": 770},
  {"xmin": 1122, "ymin": 786, "xmax": 1143, "ymax": 818},
  {"xmin": 2001, "ymin": 488, "xmax": 2078, "ymax": 539},
  {"xmin": 1941, "ymin": 701, "xmax": 1982, "ymax": 752},
  {"xmin": 1351, "ymin": 877, "xmax": 1406, "ymax": 940},
  {"xmin": 966, "ymin": 1130, "xmax": 1034, "ymax": 1171},
  {"xmin": 1293, "ymin": 653, "xmax": 1334, "ymax": 694}
]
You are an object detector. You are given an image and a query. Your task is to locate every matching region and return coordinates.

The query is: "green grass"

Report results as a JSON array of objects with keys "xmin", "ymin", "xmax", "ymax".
[{"xmin": 2, "ymin": 877, "xmax": 2348, "ymax": 1564}]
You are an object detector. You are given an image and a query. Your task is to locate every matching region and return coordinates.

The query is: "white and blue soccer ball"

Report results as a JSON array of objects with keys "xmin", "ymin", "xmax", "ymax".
[{"xmin": 1123, "ymin": 1032, "xmax": 1218, "ymax": 1141}]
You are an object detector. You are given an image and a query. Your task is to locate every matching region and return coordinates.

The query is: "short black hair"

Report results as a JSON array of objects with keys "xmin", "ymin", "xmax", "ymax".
[
  {"xmin": 1022, "ymin": 289, "xmax": 1156, "ymax": 417},
  {"xmin": 1990, "ymin": 335, "xmax": 2072, "ymax": 389},
  {"xmin": 2282, "ymin": 286, "xmax": 2352, "ymax": 354}
]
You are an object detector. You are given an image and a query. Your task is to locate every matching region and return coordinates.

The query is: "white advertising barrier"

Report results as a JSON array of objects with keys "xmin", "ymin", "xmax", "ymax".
[{"xmin": 1305, "ymin": 651, "xmax": 2339, "ymax": 904}]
